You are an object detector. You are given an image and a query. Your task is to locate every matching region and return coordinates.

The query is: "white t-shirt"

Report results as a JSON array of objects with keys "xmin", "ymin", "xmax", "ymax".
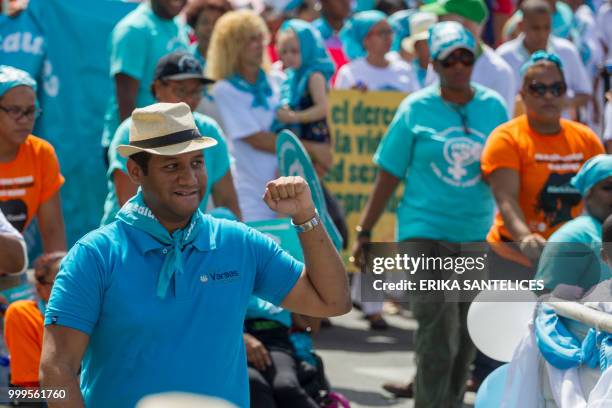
[
  {"xmin": 0, "ymin": 209, "xmax": 27, "ymax": 273},
  {"xmin": 334, "ymin": 57, "xmax": 418, "ymax": 92},
  {"xmin": 496, "ymin": 35, "xmax": 593, "ymax": 97},
  {"xmin": 472, "ymin": 45, "xmax": 516, "ymax": 116},
  {"xmin": 574, "ymin": 5, "xmax": 604, "ymax": 76},
  {"xmin": 212, "ymin": 78, "xmax": 280, "ymax": 222},
  {"xmin": 597, "ymin": 2, "xmax": 612, "ymax": 63}
]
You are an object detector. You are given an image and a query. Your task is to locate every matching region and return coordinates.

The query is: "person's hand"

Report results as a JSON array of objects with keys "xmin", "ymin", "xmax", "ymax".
[
  {"xmin": 352, "ymin": 81, "xmax": 368, "ymax": 92},
  {"xmin": 519, "ymin": 233, "xmax": 546, "ymax": 261},
  {"xmin": 350, "ymin": 235, "xmax": 371, "ymax": 269},
  {"xmin": 244, "ymin": 334, "xmax": 271, "ymax": 371},
  {"xmin": 276, "ymin": 107, "xmax": 298, "ymax": 124},
  {"xmin": 263, "ymin": 176, "xmax": 316, "ymax": 223}
]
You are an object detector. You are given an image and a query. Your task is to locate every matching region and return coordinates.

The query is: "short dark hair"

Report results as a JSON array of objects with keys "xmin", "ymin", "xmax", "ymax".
[
  {"xmin": 521, "ymin": 0, "xmax": 552, "ymax": 17},
  {"xmin": 130, "ymin": 151, "xmax": 152, "ymax": 175},
  {"xmin": 184, "ymin": 0, "xmax": 232, "ymax": 28},
  {"xmin": 375, "ymin": 0, "xmax": 405, "ymax": 15}
]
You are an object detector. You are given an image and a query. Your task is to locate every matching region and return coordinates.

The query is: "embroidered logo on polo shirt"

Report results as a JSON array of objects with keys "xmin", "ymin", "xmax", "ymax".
[{"xmin": 200, "ymin": 270, "xmax": 240, "ymax": 284}]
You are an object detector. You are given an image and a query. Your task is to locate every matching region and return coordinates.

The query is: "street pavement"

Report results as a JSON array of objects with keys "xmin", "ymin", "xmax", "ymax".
[{"xmin": 315, "ymin": 308, "xmax": 476, "ymax": 408}]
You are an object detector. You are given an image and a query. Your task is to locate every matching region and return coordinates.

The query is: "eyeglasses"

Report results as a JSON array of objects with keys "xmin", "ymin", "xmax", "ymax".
[
  {"xmin": 526, "ymin": 81, "xmax": 567, "ymax": 98},
  {"xmin": 0, "ymin": 105, "xmax": 42, "ymax": 121},
  {"xmin": 161, "ymin": 81, "xmax": 205, "ymax": 99},
  {"xmin": 440, "ymin": 51, "xmax": 476, "ymax": 69}
]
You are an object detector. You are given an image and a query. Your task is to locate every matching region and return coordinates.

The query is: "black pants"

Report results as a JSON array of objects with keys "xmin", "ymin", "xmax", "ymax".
[{"xmin": 249, "ymin": 350, "xmax": 319, "ymax": 408}]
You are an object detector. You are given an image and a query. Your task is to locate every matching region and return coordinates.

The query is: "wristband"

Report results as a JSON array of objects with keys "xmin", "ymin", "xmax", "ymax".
[
  {"xmin": 292, "ymin": 210, "xmax": 320, "ymax": 233},
  {"xmin": 355, "ymin": 225, "xmax": 371, "ymax": 239}
]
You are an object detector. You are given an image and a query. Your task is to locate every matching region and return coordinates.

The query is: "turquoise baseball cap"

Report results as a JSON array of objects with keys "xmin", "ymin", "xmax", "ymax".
[
  {"xmin": 571, "ymin": 155, "xmax": 612, "ymax": 197},
  {"xmin": 0, "ymin": 65, "xmax": 37, "ymax": 98},
  {"xmin": 428, "ymin": 21, "xmax": 476, "ymax": 61}
]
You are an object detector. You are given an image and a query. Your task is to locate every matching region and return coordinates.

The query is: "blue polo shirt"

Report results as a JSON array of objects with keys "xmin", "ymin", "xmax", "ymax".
[
  {"xmin": 45, "ymin": 215, "xmax": 303, "ymax": 408},
  {"xmin": 374, "ymin": 83, "xmax": 508, "ymax": 242},
  {"xmin": 100, "ymin": 112, "xmax": 231, "ymax": 226}
]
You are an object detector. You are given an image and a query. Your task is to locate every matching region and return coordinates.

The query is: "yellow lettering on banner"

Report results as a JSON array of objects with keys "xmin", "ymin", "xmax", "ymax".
[{"xmin": 325, "ymin": 90, "xmax": 407, "ymax": 270}]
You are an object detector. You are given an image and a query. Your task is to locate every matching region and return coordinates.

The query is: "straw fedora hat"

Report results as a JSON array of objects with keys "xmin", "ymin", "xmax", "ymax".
[{"xmin": 117, "ymin": 102, "xmax": 217, "ymax": 158}]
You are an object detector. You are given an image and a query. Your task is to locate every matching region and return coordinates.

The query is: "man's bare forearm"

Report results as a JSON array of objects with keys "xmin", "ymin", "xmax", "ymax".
[
  {"xmin": 0, "ymin": 234, "xmax": 26, "ymax": 274},
  {"xmin": 295, "ymin": 211, "xmax": 350, "ymax": 315},
  {"xmin": 40, "ymin": 364, "xmax": 84, "ymax": 408}
]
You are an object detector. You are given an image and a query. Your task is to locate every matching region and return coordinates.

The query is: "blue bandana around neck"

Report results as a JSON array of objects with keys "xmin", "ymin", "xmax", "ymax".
[
  {"xmin": 313, "ymin": 17, "xmax": 334, "ymax": 41},
  {"xmin": 535, "ymin": 303, "xmax": 612, "ymax": 372},
  {"xmin": 279, "ymin": 19, "xmax": 335, "ymax": 109},
  {"xmin": 227, "ymin": 69, "xmax": 273, "ymax": 109},
  {"xmin": 116, "ymin": 191, "xmax": 204, "ymax": 299},
  {"xmin": 340, "ymin": 10, "xmax": 387, "ymax": 61}
]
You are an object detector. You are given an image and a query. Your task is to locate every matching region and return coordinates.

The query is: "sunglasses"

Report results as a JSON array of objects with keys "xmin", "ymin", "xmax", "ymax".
[
  {"xmin": 526, "ymin": 81, "xmax": 567, "ymax": 98},
  {"xmin": 440, "ymin": 50, "xmax": 475, "ymax": 68}
]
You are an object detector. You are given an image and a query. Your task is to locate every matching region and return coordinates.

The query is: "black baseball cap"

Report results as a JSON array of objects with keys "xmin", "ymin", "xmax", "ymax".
[{"xmin": 154, "ymin": 51, "xmax": 215, "ymax": 84}]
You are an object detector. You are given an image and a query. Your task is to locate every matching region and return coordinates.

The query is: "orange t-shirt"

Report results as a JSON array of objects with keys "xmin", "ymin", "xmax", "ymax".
[
  {"xmin": 481, "ymin": 116, "xmax": 605, "ymax": 265},
  {"xmin": 4, "ymin": 300, "xmax": 44, "ymax": 386},
  {"xmin": 0, "ymin": 135, "xmax": 64, "ymax": 232}
]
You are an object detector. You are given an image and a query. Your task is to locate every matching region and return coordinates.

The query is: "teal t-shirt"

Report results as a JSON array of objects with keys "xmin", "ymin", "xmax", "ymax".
[
  {"xmin": 536, "ymin": 215, "xmax": 612, "ymax": 291},
  {"xmin": 101, "ymin": 112, "xmax": 231, "ymax": 226},
  {"xmin": 0, "ymin": 9, "xmax": 45, "ymax": 81},
  {"xmin": 374, "ymin": 84, "xmax": 509, "ymax": 242},
  {"xmin": 246, "ymin": 296, "xmax": 292, "ymax": 327},
  {"xmin": 102, "ymin": 3, "xmax": 189, "ymax": 148}
]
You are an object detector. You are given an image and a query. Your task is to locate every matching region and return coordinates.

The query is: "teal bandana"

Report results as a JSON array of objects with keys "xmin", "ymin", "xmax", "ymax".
[
  {"xmin": 520, "ymin": 50, "xmax": 564, "ymax": 77},
  {"xmin": 571, "ymin": 154, "xmax": 612, "ymax": 197},
  {"xmin": 389, "ymin": 9, "xmax": 416, "ymax": 52},
  {"xmin": 227, "ymin": 69, "xmax": 273, "ymax": 109},
  {"xmin": 0, "ymin": 65, "xmax": 37, "ymax": 98},
  {"xmin": 116, "ymin": 191, "xmax": 204, "ymax": 299},
  {"xmin": 279, "ymin": 19, "xmax": 335, "ymax": 109},
  {"xmin": 340, "ymin": 10, "xmax": 387, "ymax": 61},
  {"xmin": 313, "ymin": 17, "xmax": 334, "ymax": 41}
]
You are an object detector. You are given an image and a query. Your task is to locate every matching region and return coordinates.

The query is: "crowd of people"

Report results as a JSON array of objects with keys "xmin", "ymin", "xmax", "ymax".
[{"xmin": 2, "ymin": 0, "xmax": 612, "ymax": 406}]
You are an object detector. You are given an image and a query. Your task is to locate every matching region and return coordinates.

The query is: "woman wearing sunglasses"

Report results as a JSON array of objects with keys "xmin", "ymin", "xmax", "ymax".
[
  {"xmin": 352, "ymin": 22, "xmax": 509, "ymax": 404},
  {"xmin": 482, "ymin": 51, "xmax": 604, "ymax": 279}
]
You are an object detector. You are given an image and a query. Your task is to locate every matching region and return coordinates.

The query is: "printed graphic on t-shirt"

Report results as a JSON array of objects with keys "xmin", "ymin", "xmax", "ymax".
[
  {"xmin": 533, "ymin": 152, "xmax": 583, "ymax": 230},
  {"xmin": 0, "ymin": 175, "xmax": 33, "ymax": 230},
  {"xmin": 0, "ymin": 199, "xmax": 28, "ymax": 231},
  {"xmin": 536, "ymin": 172, "xmax": 581, "ymax": 229},
  {"xmin": 431, "ymin": 127, "xmax": 486, "ymax": 188}
]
